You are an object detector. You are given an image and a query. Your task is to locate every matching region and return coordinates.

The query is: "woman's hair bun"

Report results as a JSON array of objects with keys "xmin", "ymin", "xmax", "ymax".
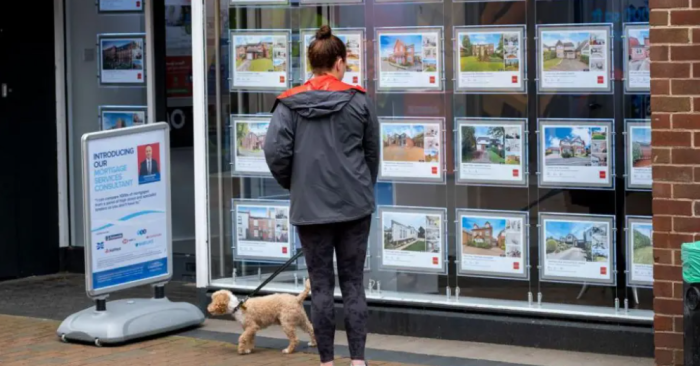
[{"xmin": 315, "ymin": 25, "xmax": 332, "ymax": 40}]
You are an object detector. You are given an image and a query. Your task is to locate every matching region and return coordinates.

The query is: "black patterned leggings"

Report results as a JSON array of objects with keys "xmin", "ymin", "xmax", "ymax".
[{"xmin": 297, "ymin": 215, "xmax": 371, "ymax": 363}]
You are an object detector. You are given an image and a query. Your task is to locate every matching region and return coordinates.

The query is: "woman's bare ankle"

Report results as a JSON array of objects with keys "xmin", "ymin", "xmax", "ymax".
[
  {"xmin": 320, "ymin": 362, "xmax": 334, "ymax": 366},
  {"xmin": 351, "ymin": 360, "xmax": 366, "ymax": 366}
]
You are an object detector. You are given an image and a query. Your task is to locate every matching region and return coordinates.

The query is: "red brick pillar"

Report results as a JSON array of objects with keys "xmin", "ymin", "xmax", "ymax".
[{"xmin": 651, "ymin": 0, "xmax": 700, "ymax": 364}]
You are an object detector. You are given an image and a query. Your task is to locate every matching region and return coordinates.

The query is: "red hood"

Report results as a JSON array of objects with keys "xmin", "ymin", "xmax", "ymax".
[{"xmin": 278, "ymin": 75, "xmax": 365, "ymax": 99}]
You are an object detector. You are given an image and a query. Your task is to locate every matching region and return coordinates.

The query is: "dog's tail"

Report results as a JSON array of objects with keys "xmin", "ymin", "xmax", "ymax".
[{"xmin": 297, "ymin": 279, "xmax": 311, "ymax": 303}]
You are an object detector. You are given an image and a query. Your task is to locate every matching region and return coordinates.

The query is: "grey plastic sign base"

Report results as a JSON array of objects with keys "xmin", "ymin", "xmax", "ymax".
[{"xmin": 57, "ymin": 298, "xmax": 205, "ymax": 346}]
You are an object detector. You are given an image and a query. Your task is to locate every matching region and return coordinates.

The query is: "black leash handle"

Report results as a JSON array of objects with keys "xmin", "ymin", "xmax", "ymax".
[{"xmin": 232, "ymin": 249, "xmax": 305, "ymax": 313}]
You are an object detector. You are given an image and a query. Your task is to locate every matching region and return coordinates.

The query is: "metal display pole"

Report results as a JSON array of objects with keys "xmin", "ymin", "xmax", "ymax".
[{"xmin": 57, "ymin": 123, "xmax": 204, "ymax": 346}]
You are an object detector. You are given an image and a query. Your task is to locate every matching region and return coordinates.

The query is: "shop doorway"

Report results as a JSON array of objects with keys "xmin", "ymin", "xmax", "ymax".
[{"xmin": 0, "ymin": 2, "xmax": 59, "ymax": 280}]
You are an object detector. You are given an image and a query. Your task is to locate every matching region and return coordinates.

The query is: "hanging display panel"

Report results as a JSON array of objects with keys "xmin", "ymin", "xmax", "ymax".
[
  {"xmin": 230, "ymin": 115, "xmax": 272, "ymax": 177},
  {"xmin": 97, "ymin": 0, "xmax": 144, "ymax": 13},
  {"xmin": 229, "ymin": 30, "xmax": 291, "ymax": 92},
  {"xmin": 375, "ymin": 27, "xmax": 444, "ymax": 92},
  {"xmin": 300, "ymin": 28, "xmax": 366, "ymax": 87},
  {"xmin": 232, "ymin": 199, "xmax": 293, "ymax": 262},
  {"xmin": 229, "ymin": 0, "xmax": 289, "ymax": 6},
  {"xmin": 456, "ymin": 118, "xmax": 527, "ymax": 187},
  {"xmin": 378, "ymin": 117, "xmax": 445, "ymax": 184},
  {"xmin": 98, "ymin": 105, "xmax": 147, "ymax": 131},
  {"xmin": 453, "ymin": 25, "xmax": 526, "ymax": 94},
  {"xmin": 623, "ymin": 23, "xmax": 650, "ymax": 94},
  {"xmin": 536, "ymin": 24, "xmax": 613, "ymax": 94},
  {"xmin": 538, "ymin": 119, "xmax": 614, "ymax": 190},
  {"xmin": 539, "ymin": 213, "xmax": 615, "ymax": 286},
  {"xmin": 378, "ymin": 206, "xmax": 447, "ymax": 274},
  {"xmin": 97, "ymin": 33, "xmax": 146, "ymax": 87},
  {"xmin": 625, "ymin": 216, "xmax": 653, "ymax": 288},
  {"xmin": 456, "ymin": 209, "xmax": 529, "ymax": 280},
  {"xmin": 625, "ymin": 119, "xmax": 651, "ymax": 191}
]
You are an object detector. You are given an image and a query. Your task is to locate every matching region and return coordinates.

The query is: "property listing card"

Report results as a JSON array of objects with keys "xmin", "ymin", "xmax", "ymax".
[
  {"xmin": 624, "ymin": 24, "xmax": 650, "ymax": 93},
  {"xmin": 379, "ymin": 207, "xmax": 445, "ymax": 273},
  {"xmin": 457, "ymin": 210, "xmax": 528, "ymax": 279},
  {"xmin": 232, "ymin": 116, "xmax": 272, "ymax": 176},
  {"xmin": 230, "ymin": 31, "xmax": 290, "ymax": 90},
  {"xmin": 539, "ymin": 119, "xmax": 614, "ymax": 189},
  {"xmin": 234, "ymin": 200, "xmax": 292, "ymax": 261},
  {"xmin": 376, "ymin": 27, "xmax": 443, "ymax": 91},
  {"xmin": 625, "ymin": 120, "xmax": 651, "ymax": 190},
  {"xmin": 455, "ymin": 26, "xmax": 526, "ymax": 93},
  {"xmin": 457, "ymin": 118, "xmax": 527, "ymax": 186},
  {"xmin": 379, "ymin": 118, "xmax": 443, "ymax": 183},
  {"xmin": 540, "ymin": 214, "xmax": 615, "ymax": 284},
  {"xmin": 301, "ymin": 29, "xmax": 365, "ymax": 87},
  {"xmin": 538, "ymin": 24, "xmax": 612, "ymax": 93},
  {"xmin": 627, "ymin": 217, "xmax": 653, "ymax": 286}
]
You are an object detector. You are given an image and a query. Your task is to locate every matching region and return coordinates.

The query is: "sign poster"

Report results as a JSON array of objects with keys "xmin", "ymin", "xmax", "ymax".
[
  {"xmin": 454, "ymin": 26, "xmax": 525, "ymax": 93},
  {"xmin": 457, "ymin": 210, "xmax": 528, "ymax": 279},
  {"xmin": 98, "ymin": 0, "xmax": 144, "ymax": 12},
  {"xmin": 625, "ymin": 119, "xmax": 651, "ymax": 190},
  {"xmin": 230, "ymin": 31, "xmax": 290, "ymax": 91},
  {"xmin": 538, "ymin": 119, "xmax": 614, "ymax": 189},
  {"xmin": 540, "ymin": 213, "xmax": 614, "ymax": 285},
  {"xmin": 99, "ymin": 107, "xmax": 146, "ymax": 131},
  {"xmin": 457, "ymin": 118, "xmax": 526, "ymax": 186},
  {"xmin": 376, "ymin": 27, "xmax": 443, "ymax": 91},
  {"xmin": 379, "ymin": 207, "xmax": 445, "ymax": 273},
  {"xmin": 234, "ymin": 200, "xmax": 292, "ymax": 261},
  {"xmin": 232, "ymin": 116, "xmax": 271, "ymax": 176},
  {"xmin": 85, "ymin": 125, "xmax": 170, "ymax": 293},
  {"xmin": 301, "ymin": 29, "xmax": 364, "ymax": 87},
  {"xmin": 378, "ymin": 117, "xmax": 444, "ymax": 183},
  {"xmin": 626, "ymin": 216, "xmax": 653, "ymax": 287},
  {"xmin": 537, "ymin": 24, "xmax": 612, "ymax": 93},
  {"xmin": 99, "ymin": 35, "xmax": 146, "ymax": 85},
  {"xmin": 624, "ymin": 23, "xmax": 650, "ymax": 93}
]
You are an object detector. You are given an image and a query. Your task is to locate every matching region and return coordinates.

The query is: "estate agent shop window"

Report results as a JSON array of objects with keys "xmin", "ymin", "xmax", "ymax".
[{"xmin": 194, "ymin": 0, "xmax": 653, "ymax": 324}]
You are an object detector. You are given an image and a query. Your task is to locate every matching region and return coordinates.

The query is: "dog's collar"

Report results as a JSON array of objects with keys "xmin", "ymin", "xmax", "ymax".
[{"xmin": 232, "ymin": 296, "xmax": 249, "ymax": 314}]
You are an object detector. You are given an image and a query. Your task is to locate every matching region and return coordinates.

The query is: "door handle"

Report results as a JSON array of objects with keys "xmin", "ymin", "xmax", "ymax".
[{"xmin": 1, "ymin": 84, "xmax": 8, "ymax": 98}]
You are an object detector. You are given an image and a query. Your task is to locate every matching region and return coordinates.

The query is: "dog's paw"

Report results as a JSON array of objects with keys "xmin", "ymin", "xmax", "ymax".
[
  {"xmin": 238, "ymin": 348, "xmax": 252, "ymax": 355},
  {"xmin": 282, "ymin": 348, "xmax": 293, "ymax": 354},
  {"xmin": 308, "ymin": 341, "xmax": 317, "ymax": 347}
]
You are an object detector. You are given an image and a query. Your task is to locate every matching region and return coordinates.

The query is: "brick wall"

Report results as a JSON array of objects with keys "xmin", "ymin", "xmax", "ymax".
[{"xmin": 651, "ymin": 0, "xmax": 700, "ymax": 364}]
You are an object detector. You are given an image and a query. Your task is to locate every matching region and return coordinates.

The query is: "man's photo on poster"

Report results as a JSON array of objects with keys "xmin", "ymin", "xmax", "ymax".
[{"xmin": 138, "ymin": 143, "xmax": 161, "ymax": 184}]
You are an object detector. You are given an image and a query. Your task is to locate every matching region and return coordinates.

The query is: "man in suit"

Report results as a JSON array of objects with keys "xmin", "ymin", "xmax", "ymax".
[{"xmin": 139, "ymin": 145, "xmax": 159, "ymax": 177}]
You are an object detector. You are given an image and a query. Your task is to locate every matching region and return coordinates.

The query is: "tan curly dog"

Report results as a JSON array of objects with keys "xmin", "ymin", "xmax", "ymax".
[{"xmin": 207, "ymin": 279, "xmax": 317, "ymax": 355}]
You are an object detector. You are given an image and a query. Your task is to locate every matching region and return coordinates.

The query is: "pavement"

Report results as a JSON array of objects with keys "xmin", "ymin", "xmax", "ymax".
[{"xmin": 0, "ymin": 274, "xmax": 655, "ymax": 366}]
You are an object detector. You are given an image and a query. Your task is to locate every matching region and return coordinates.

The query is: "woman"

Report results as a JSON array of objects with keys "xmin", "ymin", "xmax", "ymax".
[{"xmin": 264, "ymin": 25, "xmax": 379, "ymax": 366}]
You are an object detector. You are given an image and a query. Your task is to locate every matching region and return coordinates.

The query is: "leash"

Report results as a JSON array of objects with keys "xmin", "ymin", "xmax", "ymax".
[{"xmin": 231, "ymin": 249, "xmax": 305, "ymax": 314}]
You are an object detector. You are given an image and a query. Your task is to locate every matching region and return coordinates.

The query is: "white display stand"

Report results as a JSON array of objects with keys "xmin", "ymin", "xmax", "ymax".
[{"xmin": 57, "ymin": 123, "xmax": 204, "ymax": 346}]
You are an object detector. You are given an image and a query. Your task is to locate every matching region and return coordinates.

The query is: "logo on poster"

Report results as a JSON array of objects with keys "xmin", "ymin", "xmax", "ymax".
[
  {"xmin": 599, "ymin": 171, "xmax": 606, "ymax": 179},
  {"xmin": 97, "ymin": 242, "xmax": 105, "ymax": 250},
  {"xmin": 106, "ymin": 247, "xmax": 121, "ymax": 254},
  {"xmin": 136, "ymin": 1, "xmax": 141, "ymax": 7},
  {"xmin": 138, "ymin": 73, "xmax": 142, "ymax": 80},
  {"xmin": 429, "ymin": 76, "xmax": 435, "ymax": 84},
  {"xmin": 513, "ymin": 169, "xmax": 519, "ymax": 177},
  {"xmin": 432, "ymin": 257, "xmax": 438, "ymax": 265},
  {"xmin": 106, "ymin": 233, "xmax": 123, "ymax": 241},
  {"xmin": 600, "ymin": 267, "xmax": 607, "ymax": 275},
  {"xmin": 597, "ymin": 76, "xmax": 604, "ymax": 84},
  {"xmin": 280, "ymin": 76, "xmax": 285, "ymax": 83},
  {"xmin": 512, "ymin": 76, "xmax": 518, "ymax": 83},
  {"xmin": 513, "ymin": 262, "xmax": 520, "ymax": 270},
  {"xmin": 353, "ymin": 76, "xmax": 358, "ymax": 84},
  {"xmin": 432, "ymin": 167, "xmax": 438, "ymax": 175},
  {"xmin": 137, "ymin": 143, "xmax": 161, "ymax": 185},
  {"xmin": 138, "ymin": 229, "xmax": 147, "ymax": 236},
  {"xmin": 282, "ymin": 247, "xmax": 288, "ymax": 254}
]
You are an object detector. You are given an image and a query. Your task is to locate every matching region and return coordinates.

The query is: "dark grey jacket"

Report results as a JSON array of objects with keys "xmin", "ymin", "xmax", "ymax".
[{"xmin": 264, "ymin": 75, "xmax": 379, "ymax": 226}]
